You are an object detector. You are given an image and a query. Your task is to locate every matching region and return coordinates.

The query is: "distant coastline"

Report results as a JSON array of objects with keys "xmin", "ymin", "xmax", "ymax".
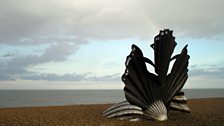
[{"xmin": 0, "ymin": 89, "xmax": 224, "ymax": 108}]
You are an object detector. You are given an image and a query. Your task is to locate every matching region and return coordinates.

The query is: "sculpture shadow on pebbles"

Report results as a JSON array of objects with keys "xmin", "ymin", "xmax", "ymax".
[{"xmin": 103, "ymin": 29, "xmax": 190, "ymax": 122}]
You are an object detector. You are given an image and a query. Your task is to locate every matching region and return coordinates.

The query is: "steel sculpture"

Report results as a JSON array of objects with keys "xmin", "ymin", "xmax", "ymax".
[{"xmin": 103, "ymin": 29, "xmax": 190, "ymax": 121}]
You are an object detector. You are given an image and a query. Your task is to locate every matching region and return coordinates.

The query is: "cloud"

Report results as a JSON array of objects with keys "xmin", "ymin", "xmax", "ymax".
[
  {"xmin": 0, "ymin": 0, "xmax": 224, "ymax": 83},
  {"xmin": 140, "ymin": 0, "xmax": 224, "ymax": 39},
  {"xmin": 87, "ymin": 73, "xmax": 121, "ymax": 81},
  {"xmin": 0, "ymin": 0, "xmax": 151, "ymax": 45},
  {"xmin": 1, "ymin": 0, "xmax": 223, "ymax": 46},
  {"xmin": 2, "ymin": 53, "xmax": 14, "ymax": 58},
  {"xmin": 0, "ymin": 0, "xmax": 88, "ymax": 45},
  {"xmin": 189, "ymin": 65, "xmax": 224, "ymax": 79},
  {"xmin": 0, "ymin": 40, "xmax": 121, "ymax": 81},
  {"xmin": 21, "ymin": 73, "xmax": 86, "ymax": 82},
  {"xmin": 8, "ymin": 42, "xmax": 75, "ymax": 66},
  {"xmin": 20, "ymin": 73, "xmax": 120, "ymax": 82},
  {"xmin": 0, "ymin": 42, "xmax": 80, "ymax": 80}
]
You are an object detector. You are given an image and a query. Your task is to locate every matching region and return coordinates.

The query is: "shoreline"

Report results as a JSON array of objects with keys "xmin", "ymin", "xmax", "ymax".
[
  {"xmin": 1, "ymin": 97, "xmax": 224, "ymax": 109},
  {"xmin": 0, "ymin": 98, "xmax": 224, "ymax": 126}
]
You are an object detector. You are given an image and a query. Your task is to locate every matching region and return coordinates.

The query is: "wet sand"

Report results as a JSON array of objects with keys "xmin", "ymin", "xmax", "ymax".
[{"xmin": 0, "ymin": 98, "xmax": 223, "ymax": 126}]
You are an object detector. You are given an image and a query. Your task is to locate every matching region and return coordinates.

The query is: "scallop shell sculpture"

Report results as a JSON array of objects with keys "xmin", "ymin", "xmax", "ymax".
[{"xmin": 103, "ymin": 29, "xmax": 190, "ymax": 121}]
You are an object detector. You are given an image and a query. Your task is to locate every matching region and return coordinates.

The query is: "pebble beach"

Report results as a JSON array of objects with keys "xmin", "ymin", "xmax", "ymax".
[{"xmin": 0, "ymin": 98, "xmax": 223, "ymax": 126}]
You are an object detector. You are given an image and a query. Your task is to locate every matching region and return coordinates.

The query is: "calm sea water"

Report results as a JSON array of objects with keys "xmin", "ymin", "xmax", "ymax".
[{"xmin": 0, "ymin": 89, "xmax": 223, "ymax": 108}]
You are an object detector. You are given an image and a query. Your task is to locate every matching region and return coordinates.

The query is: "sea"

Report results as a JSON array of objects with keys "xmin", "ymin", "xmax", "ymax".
[{"xmin": 0, "ymin": 89, "xmax": 224, "ymax": 108}]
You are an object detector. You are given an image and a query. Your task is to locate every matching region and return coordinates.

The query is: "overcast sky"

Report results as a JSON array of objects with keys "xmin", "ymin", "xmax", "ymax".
[{"xmin": 0, "ymin": 0, "xmax": 224, "ymax": 89}]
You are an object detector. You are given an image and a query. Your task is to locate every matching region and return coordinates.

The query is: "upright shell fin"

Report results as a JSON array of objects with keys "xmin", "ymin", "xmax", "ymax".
[
  {"xmin": 122, "ymin": 44, "xmax": 161, "ymax": 109},
  {"xmin": 163, "ymin": 45, "xmax": 190, "ymax": 104},
  {"xmin": 151, "ymin": 29, "xmax": 177, "ymax": 86}
]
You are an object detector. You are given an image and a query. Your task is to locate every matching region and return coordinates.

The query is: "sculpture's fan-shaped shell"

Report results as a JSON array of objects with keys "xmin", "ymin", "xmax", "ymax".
[
  {"xmin": 170, "ymin": 91, "xmax": 190, "ymax": 113},
  {"xmin": 144, "ymin": 100, "xmax": 167, "ymax": 121},
  {"xmin": 103, "ymin": 91, "xmax": 190, "ymax": 121},
  {"xmin": 103, "ymin": 101, "xmax": 143, "ymax": 121}
]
